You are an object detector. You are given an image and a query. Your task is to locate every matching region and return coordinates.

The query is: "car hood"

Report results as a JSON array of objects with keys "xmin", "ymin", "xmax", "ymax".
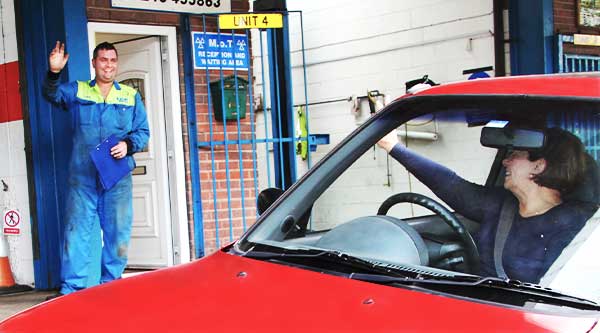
[{"xmin": 1, "ymin": 250, "xmax": 598, "ymax": 332}]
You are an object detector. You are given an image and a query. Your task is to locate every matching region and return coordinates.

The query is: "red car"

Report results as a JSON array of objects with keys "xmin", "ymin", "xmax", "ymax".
[{"xmin": 2, "ymin": 74, "xmax": 600, "ymax": 332}]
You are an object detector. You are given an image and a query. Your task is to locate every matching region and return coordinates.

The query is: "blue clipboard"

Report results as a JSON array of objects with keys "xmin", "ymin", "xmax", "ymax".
[{"xmin": 89, "ymin": 135, "xmax": 132, "ymax": 190}]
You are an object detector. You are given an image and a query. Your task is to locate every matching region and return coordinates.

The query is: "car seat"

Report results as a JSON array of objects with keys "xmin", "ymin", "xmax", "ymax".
[{"xmin": 539, "ymin": 153, "xmax": 600, "ymax": 301}]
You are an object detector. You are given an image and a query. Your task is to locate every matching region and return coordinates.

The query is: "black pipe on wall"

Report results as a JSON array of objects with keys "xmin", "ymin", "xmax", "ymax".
[{"xmin": 494, "ymin": 0, "xmax": 507, "ymax": 77}]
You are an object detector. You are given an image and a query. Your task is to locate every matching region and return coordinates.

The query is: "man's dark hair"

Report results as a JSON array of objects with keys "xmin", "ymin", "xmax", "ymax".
[
  {"xmin": 93, "ymin": 41, "xmax": 118, "ymax": 59},
  {"xmin": 529, "ymin": 127, "xmax": 588, "ymax": 196}
]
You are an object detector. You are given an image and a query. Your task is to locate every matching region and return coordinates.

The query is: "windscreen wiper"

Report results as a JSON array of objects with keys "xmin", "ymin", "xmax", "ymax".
[
  {"xmin": 240, "ymin": 245, "xmax": 405, "ymax": 276},
  {"xmin": 348, "ymin": 272, "xmax": 600, "ymax": 310}
]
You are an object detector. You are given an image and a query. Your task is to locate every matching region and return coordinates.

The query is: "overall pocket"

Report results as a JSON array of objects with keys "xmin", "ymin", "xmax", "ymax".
[
  {"xmin": 77, "ymin": 103, "xmax": 95, "ymax": 126},
  {"xmin": 104, "ymin": 105, "xmax": 133, "ymax": 131}
]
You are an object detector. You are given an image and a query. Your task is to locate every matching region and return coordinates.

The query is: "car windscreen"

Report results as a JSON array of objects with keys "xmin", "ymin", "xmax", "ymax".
[{"xmin": 239, "ymin": 95, "xmax": 600, "ymax": 306}]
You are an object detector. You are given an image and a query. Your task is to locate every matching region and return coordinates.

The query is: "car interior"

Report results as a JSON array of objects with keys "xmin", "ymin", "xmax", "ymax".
[{"xmin": 248, "ymin": 99, "xmax": 600, "ymax": 294}]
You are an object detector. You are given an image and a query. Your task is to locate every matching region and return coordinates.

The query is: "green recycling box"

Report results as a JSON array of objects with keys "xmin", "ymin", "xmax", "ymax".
[{"xmin": 210, "ymin": 75, "xmax": 248, "ymax": 121}]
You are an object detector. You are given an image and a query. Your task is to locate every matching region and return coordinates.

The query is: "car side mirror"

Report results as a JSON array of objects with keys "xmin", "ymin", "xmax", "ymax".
[
  {"xmin": 257, "ymin": 187, "xmax": 284, "ymax": 215},
  {"xmin": 480, "ymin": 127, "xmax": 545, "ymax": 151}
]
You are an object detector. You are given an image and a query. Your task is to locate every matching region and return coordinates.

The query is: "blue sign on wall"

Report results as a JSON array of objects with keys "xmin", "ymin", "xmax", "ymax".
[{"xmin": 192, "ymin": 32, "xmax": 249, "ymax": 71}]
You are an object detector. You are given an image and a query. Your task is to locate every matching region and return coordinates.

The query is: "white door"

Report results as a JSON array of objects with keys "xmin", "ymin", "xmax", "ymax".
[{"xmin": 115, "ymin": 37, "xmax": 172, "ymax": 268}]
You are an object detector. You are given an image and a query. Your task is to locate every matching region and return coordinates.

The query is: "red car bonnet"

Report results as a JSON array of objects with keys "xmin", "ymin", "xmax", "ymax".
[{"xmin": 1, "ymin": 250, "xmax": 597, "ymax": 332}]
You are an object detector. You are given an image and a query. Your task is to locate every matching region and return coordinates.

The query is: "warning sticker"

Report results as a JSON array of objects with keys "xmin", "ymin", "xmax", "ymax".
[{"xmin": 3, "ymin": 209, "xmax": 20, "ymax": 235}]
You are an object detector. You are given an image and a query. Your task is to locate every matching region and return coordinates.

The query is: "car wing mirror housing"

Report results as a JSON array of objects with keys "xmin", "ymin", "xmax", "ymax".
[
  {"xmin": 257, "ymin": 187, "xmax": 284, "ymax": 215},
  {"xmin": 480, "ymin": 127, "xmax": 546, "ymax": 151}
]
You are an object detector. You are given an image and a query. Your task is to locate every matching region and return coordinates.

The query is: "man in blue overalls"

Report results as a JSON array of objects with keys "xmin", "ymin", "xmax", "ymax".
[{"xmin": 43, "ymin": 41, "xmax": 150, "ymax": 299}]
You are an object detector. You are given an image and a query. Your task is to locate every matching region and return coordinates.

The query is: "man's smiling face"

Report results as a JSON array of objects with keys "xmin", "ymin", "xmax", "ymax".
[{"xmin": 92, "ymin": 49, "xmax": 118, "ymax": 84}]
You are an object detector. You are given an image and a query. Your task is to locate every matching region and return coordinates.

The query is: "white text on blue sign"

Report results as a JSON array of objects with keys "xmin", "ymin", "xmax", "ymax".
[{"xmin": 192, "ymin": 32, "xmax": 249, "ymax": 70}]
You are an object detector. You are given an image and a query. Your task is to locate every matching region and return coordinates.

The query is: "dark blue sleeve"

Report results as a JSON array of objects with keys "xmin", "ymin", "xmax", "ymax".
[
  {"xmin": 42, "ymin": 71, "xmax": 77, "ymax": 110},
  {"xmin": 538, "ymin": 204, "xmax": 595, "ymax": 279},
  {"xmin": 389, "ymin": 143, "xmax": 497, "ymax": 222}
]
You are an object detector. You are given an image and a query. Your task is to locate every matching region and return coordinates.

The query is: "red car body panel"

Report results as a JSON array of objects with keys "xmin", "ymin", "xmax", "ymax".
[
  {"xmin": 410, "ymin": 74, "xmax": 600, "ymax": 98},
  {"xmin": 1, "ymin": 251, "xmax": 597, "ymax": 332},
  {"xmin": 2, "ymin": 74, "xmax": 600, "ymax": 332}
]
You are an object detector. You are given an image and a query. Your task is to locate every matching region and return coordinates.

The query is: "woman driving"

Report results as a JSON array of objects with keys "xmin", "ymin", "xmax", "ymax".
[{"xmin": 378, "ymin": 127, "xmax": 596, "ymax": 283}]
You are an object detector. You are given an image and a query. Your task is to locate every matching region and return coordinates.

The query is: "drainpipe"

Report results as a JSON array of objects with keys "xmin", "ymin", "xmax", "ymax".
[
  {"xmin": 494, "ymin": 0, "xmax": 506, "ymax": 76},
  {"xmin": 254, "ymin": 0, "xmax": 296, "ymax": 190}
]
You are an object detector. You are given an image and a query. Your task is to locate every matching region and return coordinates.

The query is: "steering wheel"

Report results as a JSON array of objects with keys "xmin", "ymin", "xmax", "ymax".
[{"xmin": 377, "ymin": 192, "xmax": 480, "ymax": 274}]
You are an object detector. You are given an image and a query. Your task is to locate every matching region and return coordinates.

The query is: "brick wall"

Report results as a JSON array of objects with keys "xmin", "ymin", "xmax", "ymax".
[
  {"xmin": 554, "ymin": 0, "xmax": 600, "ymax": 56},
  {"xmin": 86, "ymin": 0, "xmax": 254, "ymax": 258}
]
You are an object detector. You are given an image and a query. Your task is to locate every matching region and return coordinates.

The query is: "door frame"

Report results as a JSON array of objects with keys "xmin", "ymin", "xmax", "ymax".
[{"xmin": 87, "ymin": 22, "xmax": 190, "ymax": 265}]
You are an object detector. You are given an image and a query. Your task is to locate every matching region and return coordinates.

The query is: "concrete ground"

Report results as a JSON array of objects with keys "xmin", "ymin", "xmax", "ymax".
[{"xmin": 0, "ymin": 290, "xmax": 56, "ymax": 321}]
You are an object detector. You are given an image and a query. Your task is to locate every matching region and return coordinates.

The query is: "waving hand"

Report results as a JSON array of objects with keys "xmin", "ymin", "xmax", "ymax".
[{"xmin": 48, "ymin": 41, "xmax": 69, "ymax": 73}]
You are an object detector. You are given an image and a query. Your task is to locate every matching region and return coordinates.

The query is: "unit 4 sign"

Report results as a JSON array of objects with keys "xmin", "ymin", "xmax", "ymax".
[
  {"xmin": 3, "ymin": 209, "xmax": 20, "ymax": 235},
  {"xmin": 218, "ymin": 13, "xmax": 283, "ymax": 29}
]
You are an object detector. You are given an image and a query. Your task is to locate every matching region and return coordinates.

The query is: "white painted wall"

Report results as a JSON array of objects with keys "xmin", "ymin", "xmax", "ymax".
[
  {"xmin": 251, "ymin": 0, "xmax": 497, "ymax": 217},
  {"xmin": 0, "ymin": 0, "xmax": 35, "ymax": 286}
]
